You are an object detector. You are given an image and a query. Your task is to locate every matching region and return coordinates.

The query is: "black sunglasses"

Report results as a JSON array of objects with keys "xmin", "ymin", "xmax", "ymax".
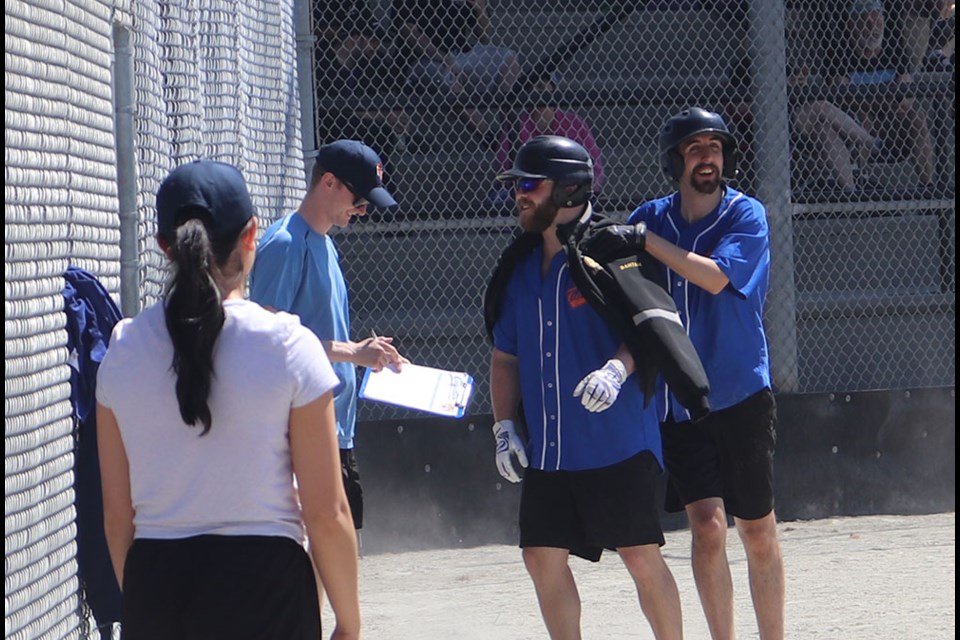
[{"xmin": 340, "ymin": 178, "xmax": 369, "ymax": 207}]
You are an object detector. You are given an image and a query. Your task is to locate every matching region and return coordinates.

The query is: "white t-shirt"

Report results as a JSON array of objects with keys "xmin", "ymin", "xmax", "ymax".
[{"xmin": 96, "ymin": 299, "xmax": 338, "ymax": 543}]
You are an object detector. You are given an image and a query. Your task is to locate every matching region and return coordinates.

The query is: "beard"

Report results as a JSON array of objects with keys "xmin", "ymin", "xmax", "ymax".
[
  {"xmin": 519, "ymin": 197, "xmax": 560, "ymax": 233},
  {"xmin": 690, "ymin": 164, "xmax": 722, "ymax": 194}
]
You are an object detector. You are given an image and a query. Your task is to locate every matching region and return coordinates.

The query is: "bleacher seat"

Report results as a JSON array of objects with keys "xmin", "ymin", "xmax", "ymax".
[{"xmin": 489, "ymin": 9, "xmax": 737, "ymax": 90}]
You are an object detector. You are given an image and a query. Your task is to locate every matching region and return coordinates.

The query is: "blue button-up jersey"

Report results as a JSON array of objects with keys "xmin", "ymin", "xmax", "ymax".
[
  {"xmin": 493, "ymin": 245, "xmax": 663, "ymax": 471},
  {"xmin": 628, "ymin": 187, "xmax": 772, "ymax": 422}
]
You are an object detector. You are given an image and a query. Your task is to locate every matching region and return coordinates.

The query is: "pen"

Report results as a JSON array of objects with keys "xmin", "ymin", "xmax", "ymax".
[{"xmin": 371, "ymin": 329, "xmax": 394, "ymax": 373}]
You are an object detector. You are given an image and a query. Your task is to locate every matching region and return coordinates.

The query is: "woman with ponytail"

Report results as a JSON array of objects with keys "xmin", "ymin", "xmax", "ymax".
[{"xmin": 96, "ymin": 160, "xmax": 360, "ymax": 640}]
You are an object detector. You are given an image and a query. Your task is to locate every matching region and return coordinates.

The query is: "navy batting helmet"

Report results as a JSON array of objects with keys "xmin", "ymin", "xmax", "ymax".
[
  {"xmin": 497, "ymin": 135, "xmax": 594, "ymax": 207},
  {"xmin": 659, "ymin": 107, "xmax": 738, "ymax": 183}
]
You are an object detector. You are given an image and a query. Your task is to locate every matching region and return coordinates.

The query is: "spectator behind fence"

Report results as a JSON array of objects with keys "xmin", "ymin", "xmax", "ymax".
[
  {"xmin": 724, "ymin": 48, "xmax": 882, "ymax": 195},
  {"xmin": 96, "ymin": 160, "xmax": 360, "ymax": 639},
  {"xmin": 789, "ymin": 62, "xmax": 885, "ymax": 194},
  {"xmin": 823, "ymin": 0, "xmax": 935, "ymax": 188},
  {"xmin": 722, "ymin": 54, "xmax": 758, "ymax": 191},
  {"xmin": 489, "ymin": 74, "xmax": 605, "ymax": 208},
  {"xmin": 902, "ymin": 0, "xmax": 955, "ymax": 72},
  {"xmin": 924, "ymin": 3, "xmax": 956, "ymax": 71},
  {"xmin": 391, "ymin": 0, "xmax": 520, "ymax": 147},
  {"xmin": 314, "ymin": 0, "xmax": 410, "ymax": 177}
]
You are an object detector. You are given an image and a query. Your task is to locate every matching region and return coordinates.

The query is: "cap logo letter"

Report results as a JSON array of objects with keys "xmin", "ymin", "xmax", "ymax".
[{"xmin": 376, "ymin": 162, "xmax": 384, "ymax": 182}]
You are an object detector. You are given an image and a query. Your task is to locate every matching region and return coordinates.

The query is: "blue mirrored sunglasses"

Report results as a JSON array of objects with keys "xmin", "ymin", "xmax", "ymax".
[{"xmin": 513, "ymin": 177, "xmax": 544, "ymax": 193}]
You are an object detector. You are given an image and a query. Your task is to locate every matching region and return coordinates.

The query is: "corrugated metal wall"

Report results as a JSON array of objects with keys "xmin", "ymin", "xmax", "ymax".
[{"xmin": 4, "ymin": 0, "xmax": 305, "ymax": 636}]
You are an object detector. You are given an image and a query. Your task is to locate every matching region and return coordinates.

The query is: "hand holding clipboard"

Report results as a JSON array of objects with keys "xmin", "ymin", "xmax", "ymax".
[{"xmin": 358, "ymin": 363, "xmax": 474, "ymax": 418}]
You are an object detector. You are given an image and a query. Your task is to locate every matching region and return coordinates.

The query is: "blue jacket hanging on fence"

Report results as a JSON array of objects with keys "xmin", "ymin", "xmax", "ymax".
[{"xmin": 63, "ymin": 265, "xmax": 123, "ymax": 627}]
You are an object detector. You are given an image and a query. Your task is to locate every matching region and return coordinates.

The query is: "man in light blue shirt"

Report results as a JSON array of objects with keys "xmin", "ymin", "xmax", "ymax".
[{"xmin": 250, "ymin": 140, "xmax": 407, "ymax": 538}]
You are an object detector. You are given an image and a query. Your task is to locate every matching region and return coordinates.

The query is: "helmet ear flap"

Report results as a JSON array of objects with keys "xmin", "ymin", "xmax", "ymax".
[
  {"xmin": 667, "ymin": 149, "xmax": 685, "ymax": 182},
  {"xmin": 551, "ymin": 182, "xmax": 591, "ymax": 208},
  {"xmin": 721, "ymin": 143, "xmax": 739, "ymax": 180}
]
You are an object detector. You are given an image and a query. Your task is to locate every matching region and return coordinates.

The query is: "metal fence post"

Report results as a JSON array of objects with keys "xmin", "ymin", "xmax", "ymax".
[{"xmin": 749, "ymin": 0, "xmax": 800, "ymax": 392}]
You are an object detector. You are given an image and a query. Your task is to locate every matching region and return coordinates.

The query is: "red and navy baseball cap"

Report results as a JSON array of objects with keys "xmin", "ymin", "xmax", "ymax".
[
  {"xmin": 156, "ymin": 160, "xmax": 255, "ymax": 240},
  {"xmin": 316, "ymin": 140, "xmax": 397, "ymax": 209}
]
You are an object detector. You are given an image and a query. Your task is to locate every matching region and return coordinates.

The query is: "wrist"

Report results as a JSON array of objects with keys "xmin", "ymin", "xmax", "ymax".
[
  {"xmin": 634, "ymin": 221, "xmax": 647, "ymax": 250},
  {"xmin": 603, "ymin": 359, "xmax": 628, "ymax": 383},
  {"xmin": 493, "ymin": 419, "xmax": 515, "ymax": 434}
]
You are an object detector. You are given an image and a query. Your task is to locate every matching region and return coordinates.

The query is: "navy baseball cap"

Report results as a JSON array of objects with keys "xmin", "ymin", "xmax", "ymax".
[
  {"xmin": 156, "ymin": 160, "xmax": 254, "ymax": 240},
  {"xmin": 316, "ymin": 140, "xmax": 397, "ymax": 209}
]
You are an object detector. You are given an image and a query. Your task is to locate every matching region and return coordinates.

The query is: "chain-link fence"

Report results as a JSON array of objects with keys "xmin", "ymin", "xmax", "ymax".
[{"xmin": 305, "ymin": 0, "xmax": 956, "ymax": 422}]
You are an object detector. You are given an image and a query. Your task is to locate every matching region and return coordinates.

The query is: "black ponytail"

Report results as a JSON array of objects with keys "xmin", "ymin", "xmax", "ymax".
[{"xmin": 163, "ymin": 215, "xmax": 246, "ymax": 435}]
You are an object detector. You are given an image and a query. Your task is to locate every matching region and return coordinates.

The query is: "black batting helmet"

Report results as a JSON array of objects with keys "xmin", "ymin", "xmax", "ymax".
[
  {"xmin": 496, "ymin": 135, "xmax": 594, "ymax": 207},
  {"xmin": 659, "ymin": 107, "xmax": 738, "ymax": 183}
]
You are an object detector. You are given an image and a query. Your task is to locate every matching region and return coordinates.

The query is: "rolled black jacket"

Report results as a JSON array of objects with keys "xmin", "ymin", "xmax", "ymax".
[{"xmin": 484, "ymin": 204, "xmax": 710, "ymax": 422}]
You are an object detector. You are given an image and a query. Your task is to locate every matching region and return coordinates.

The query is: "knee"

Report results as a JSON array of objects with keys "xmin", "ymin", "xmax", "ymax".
[
  {"xmin": 806, "ymin": 101, "xmax": 835, "ymax": 125},
  {"xmin": 619, "ymin": 546, "xmax": 665, "ymax": 581},
  {"xmin": 737, "ymin": 516, "xmax": 781, "ymax": 559},
  {"xmin": 690, "ymin": 514, "xmax": 728, "ymax": 552},
  {"xmin": 522, "ymin": 547, "xmax": 560, "ymax": 579},
  {"xmin": 795, "ymin": 102, "xmax": 831, "ymax": 133}
]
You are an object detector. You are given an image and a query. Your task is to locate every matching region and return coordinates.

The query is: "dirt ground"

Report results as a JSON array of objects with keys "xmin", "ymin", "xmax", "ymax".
[{"xmin": 322, "ymin": 512, "xmax": 955, "ymax": 639}]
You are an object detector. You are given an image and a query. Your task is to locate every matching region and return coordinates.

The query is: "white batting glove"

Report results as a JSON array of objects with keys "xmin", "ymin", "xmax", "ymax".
[
  {"xmin": 573, "ymin": 359, "xmax": 628, "ymax": 412},
  {"xmin": 492, "ymin": 420, "xmax": 528, "ymax": 483}
]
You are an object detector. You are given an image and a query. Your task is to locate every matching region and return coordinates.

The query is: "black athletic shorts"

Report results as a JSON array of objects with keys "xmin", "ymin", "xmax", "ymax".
[
  {"xmin": 340, "ymin": 448, "xmax": 363, "ymax": 530},
  {"xmin": 121, "ymin": 535, "xmax": 320, "ymax": 640},
  {"xmin": 660, "ymin": 387, "xmax": 777, "ymax": 520},
  {"xmin": 519, "ymin": 450, "xmax": 666, "ymax": 562}
]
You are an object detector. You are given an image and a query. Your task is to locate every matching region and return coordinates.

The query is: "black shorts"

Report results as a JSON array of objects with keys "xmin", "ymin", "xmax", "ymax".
[
  {"xmin": 121, "ymin": 535, "xmax": 320, "ymax": 640},
  {"xmin": 519, "ymin": 450, "xmax": 665, "ymax": 563},
  {"xmin": 661, "ymin": 387, "xmax": 777, "ymax": 520},
  {"xmin": 340, "ymin": 448, "xmax": 363, "ymax": 530}
]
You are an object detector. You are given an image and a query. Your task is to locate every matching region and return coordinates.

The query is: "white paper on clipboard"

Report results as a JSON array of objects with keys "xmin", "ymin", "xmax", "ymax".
[{"xmin": 358, "ymin": 363, "xmax": 474, "ymax": 418}]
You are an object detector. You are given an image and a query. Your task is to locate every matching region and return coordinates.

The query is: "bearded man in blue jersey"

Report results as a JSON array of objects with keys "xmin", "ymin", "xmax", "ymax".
[{"xmin": 583, "ymin": 107, "xmax": 785, "ymax": 640}]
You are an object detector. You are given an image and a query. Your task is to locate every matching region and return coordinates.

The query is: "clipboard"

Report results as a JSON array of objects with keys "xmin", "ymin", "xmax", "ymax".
[{"xmin": 358, "ymin": 363, "xmax": 474, "ymax": 418}]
